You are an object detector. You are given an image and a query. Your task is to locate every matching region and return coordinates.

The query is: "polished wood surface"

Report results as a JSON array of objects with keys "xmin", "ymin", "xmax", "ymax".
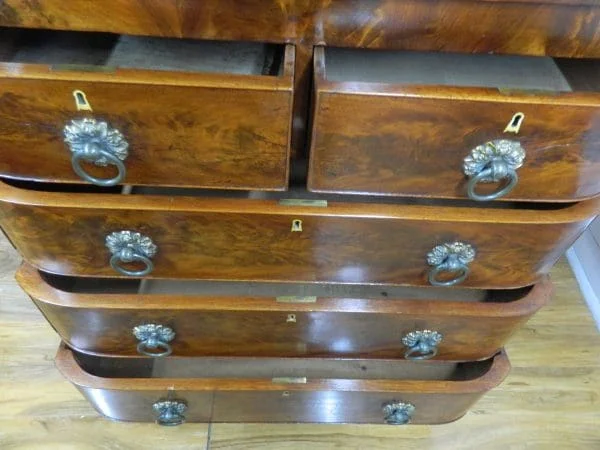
[
  {"xmin": 1, "ymin": 1, "xmax": 599, "ymax": 57},
  {"xmin": 56, "ymin": 346, "xmax": 509, "ymax": 424},
  {"xmin": 1, "ymin": 181, "xmax": 598, "ymax": 287},
  {"xmin": 2, "ymin": 0, "xmax": 599, "ymax": 159},
  {"xmin": 2, "ymin": 233, "xmax": 599, "ymax": 446},
  {"xmin": 0, "ymin": 45, "xmax": 294, "ymax": 190},
  {"xmin": 309, "ymin": 48, "xmax": 600, "ymax": 202},
  {"xmin": 19, "ymin": 263, "xmax": 550, "ymax": 360}
]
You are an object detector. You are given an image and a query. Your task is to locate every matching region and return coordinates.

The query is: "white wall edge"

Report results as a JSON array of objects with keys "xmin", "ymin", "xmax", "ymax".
[{"xmin": 566, "ymin": 233, "xmax": 600, "ymax": 331}]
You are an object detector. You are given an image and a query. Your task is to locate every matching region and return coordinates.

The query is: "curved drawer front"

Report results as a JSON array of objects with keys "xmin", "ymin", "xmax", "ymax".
[
  {"xmin": 56, "ymin": 345, "xmax": 511, "ymax": 424},
  {"xmin": 0, "ymin": 182, "xmax": 597, "ymax": 287},
  {"xmin": 0, "ymin": 1, "xmax": 599, "ymax": 57},
  {"xmin": 20, "ymin": 264, "xmax": 551, "ymax": 360},
  {"xmin": 0, "ymin": 29, "xmax": 293, "ymax": 190},
  {"xmin": 309, "ymin": 47, "xmax": 600, "ymax": 202}
]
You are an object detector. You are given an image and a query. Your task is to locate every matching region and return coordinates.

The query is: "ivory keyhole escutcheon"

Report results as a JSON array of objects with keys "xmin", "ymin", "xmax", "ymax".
[
  {"xmin": 291, "ymin": 219, "xmax": 303, "ymax": 232},
  {"xmin": 504, "ymin": 112, "xmax": 525, "ymax": 134},
  {"xmin": 287, "ymin": 314, "xmax": 297, "ymax": 323},
  {"xmin": 73, "ymin": 90, "xmax": 93, "ymax": 112}
]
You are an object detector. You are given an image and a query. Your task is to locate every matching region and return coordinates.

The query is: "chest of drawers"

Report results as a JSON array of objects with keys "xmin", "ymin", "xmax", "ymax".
[{"xmin": 1, "ymin": 0, "xmax": 599, "ymax": 426}]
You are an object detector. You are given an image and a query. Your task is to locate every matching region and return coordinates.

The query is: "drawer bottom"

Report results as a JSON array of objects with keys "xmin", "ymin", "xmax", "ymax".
[{"xmin": 56, "ymin": 344, "xmax": 510, "ymax": 425}]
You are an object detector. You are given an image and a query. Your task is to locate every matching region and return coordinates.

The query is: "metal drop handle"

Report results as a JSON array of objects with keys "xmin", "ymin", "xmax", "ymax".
[
  {"xmin": 133, "ymin": 324, "xmax": 175, "ymax": 357},
  {"xmin": 427, "ymin": 242, "xmax": 476, "ymax": 287},
  {"xmin": 463, "ymin": 140, "xmax": 525, "ymax": 201},
  {"xmin": 106, "ymin": 231, "xmax": 157, "ymax": 277},
  {"xmin": 402, "ymin": 330, "xmax": 443, "ymax": 360},
  {"xmin": 382, "ymin": 401, "xmax": 415, "ymax": 425},
  {"xmin": 153, "ymin": 400, "xmax": 187, "ymax": 426},
  {"xmin": 64, "ymin": 118, "xmax": 129, "ymax": 186}
]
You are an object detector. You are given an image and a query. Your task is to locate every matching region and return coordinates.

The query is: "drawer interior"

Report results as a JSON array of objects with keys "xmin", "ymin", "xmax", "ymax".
[
  {"xmin": 2, "ymin": 177, "xmax": 575, "ymax": 212},
  {"xmin": 0, "ymin": 27, "xmax": 284, "ymax": 76},
  {"xmin": 40, "ymin": 269, "xmax": 532, "ymax": 304},
  {"xmin": 72, "ymin": 350, "xmax": 494, "ymax": 381},
  {"xmin": 323, "ymin": 47, "xmax": 600, "ymax": 93},
  {"xmin": 40, "ymin": 272, "xmax": 532, "ymax": 303}
]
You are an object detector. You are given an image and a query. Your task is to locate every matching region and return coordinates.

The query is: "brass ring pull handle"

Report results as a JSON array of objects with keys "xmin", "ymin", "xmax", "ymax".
[
  {"xmin": 382, "ymin": 401, "xmax": 416, "ymax": 425},
  {"xmin": 153, "ymin": 400, "xmax": 187, "ymax": 426},
  {"xmin": 71, "ymin": 145, "xmax": 127, "ymax": 187},
  {"xmin": 402, "ymin": 330, "xmax": 443, "ymax": 360},
  {"xmin": 109, "ymin": 250, "xmax": 154, "ymax": 277},
  {"xmin": 133, "ymin": 324, "xmax": 175, "ymax": 357},
  {"xmin": 427, "ymin": 242, "xmax": 476, "ymax": 287},
  {"xmin": 428, "ymin": 260, "xmax": 469, "ymax": 287},
  {"xmin": 106, "ymin": 231, "xmax": 157, "ymax": 277},
  {"xmin": 466, "ymin": 162, "xmax": 518, "ymax": 202},
  {"xmin": 137, "ymin": 339, "xmax": 171, "ymax": 357},
  {"xmin": 64, "ymin": 118, "xmax": 129, "ymax": 187},
  {"xmin": 463, "ymin": 140, "xmax": 525, "ymax": 202}
]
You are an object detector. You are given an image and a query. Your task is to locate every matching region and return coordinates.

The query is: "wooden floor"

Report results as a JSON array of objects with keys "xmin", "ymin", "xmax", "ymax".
[{"xmin": 1, "ymin": 235, "xmax": 599, "ymax": 450}]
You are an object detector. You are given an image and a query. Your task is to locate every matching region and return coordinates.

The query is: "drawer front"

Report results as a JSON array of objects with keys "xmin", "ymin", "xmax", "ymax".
[
  {"xmin": 309, "ymin": 48, "xmax": 600, "ymax": 202},
  {"xmin": 1, "ymin": 1, "xmax": 599, "ymax": 57},
  {"xmin": 58, "ymin": 346, "xmax": 510, "ymax": 425},
  {"xmin": 76, "ymin": 387, "xmax": 481, "ymax": 425},
  {"xmin": 1, "ymin": 182, "xmax": 596, "ymax": 288},
  {"xmin": 0, "ymin": 46, "xmax": 294, "ymax": 190},
  {"xmin": 35, "ymin": 304, "xmax": 537, "ymax": 362},
  {"xmin": 22, "ymin": 264, "xmax": 551, "ymax": 360}
]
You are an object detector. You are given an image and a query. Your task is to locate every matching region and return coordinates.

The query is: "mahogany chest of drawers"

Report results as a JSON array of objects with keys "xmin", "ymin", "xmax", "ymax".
[{"xmin": 1, "ymin": 0, "xmax": 599, "ymax": 426}]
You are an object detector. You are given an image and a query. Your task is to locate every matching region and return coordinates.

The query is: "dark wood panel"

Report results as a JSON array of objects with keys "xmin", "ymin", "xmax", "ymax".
[
  {"xmin": 0, "ymin": 46, "xmax": 294, "ymax": 189},
  {"xmin": 1, "ymin": 1, "xmax": 599, "ymax": 57},
  {"xmin": 0, "ymin": 181, "xmax": 597, "ymax": 288},
  {"xmin": 2, "ymin": 0, "xmax": 598, "ymax": 160},
  {"xmin": 318, "ymin": 1, "xmax": 600, "ymax": 57},
  {"xmin": 309, "ymin": 50, "xmax": 600, "ymax": 201},
  {"xmin": 19, "ymin": 264, "xmax": 551, "ymax": 361},
  {"xmin": 56, "ymin": 345, "xmax": 510, "ymax": 424},
  {"xmin": 209, "ymin": 390, "xmax": 478, "ymax": 424}
]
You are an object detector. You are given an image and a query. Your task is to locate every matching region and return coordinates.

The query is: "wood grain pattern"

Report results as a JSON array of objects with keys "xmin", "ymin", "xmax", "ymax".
[
  {"xmin": 1, "ymin": 181, "xmax": 598, "ymax": 287},
  {"xmin": 55, "ymin": 346, "xmax": 509, "ymax": 424},
  {"xmin": 2, "ymin": 234, "xmax": 600, "ymax": 446},
  {"xmin": 0, "ymin": 46, "xmax": 294, "ymax": 190},
  {"xmin": 2, "ymin": 0, "xmax": 598, "ymax": 161},
  {"xmin": 0, "ymin": 1, "xmax": 599, "ymax": 58},
  {"xmin": 18, "ymin": 263, "xmax": 551, "ymax": 361},
  {"xmin": 308, "ymin": 47, "xmax": 600, "ymax": 202},
  {"xmin": 0, "ymin": 233, "xmax": 212, "ymax": 448}
]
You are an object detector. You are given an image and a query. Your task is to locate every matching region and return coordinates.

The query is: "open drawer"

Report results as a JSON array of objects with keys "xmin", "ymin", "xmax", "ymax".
[
  {"xmin": 20, "ymin": 263, "xmax": 550, "ymax": 361},
  {"xmin": 56, "ymin": 344, "xmax": 510, "ymax": 424},
  {"xmin": 0, "ymin": 28, "xmax": 293, "ymax": 189},
  {"xmin": 1, "ymin": 179, "xmax": 597, "ymax": 288},
  {"xmin": 309, "ymin": 46, "xmax": 600, "ymax": 202}
]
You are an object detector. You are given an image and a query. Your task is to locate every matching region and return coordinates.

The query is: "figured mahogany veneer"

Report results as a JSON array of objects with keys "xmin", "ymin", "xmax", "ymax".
[
  {"xmin": 309, "ymin": 47, "xmax": 600, "ymax": 202},
  {"xmin": 2, "ymin": 0, "xmax": 599, "ymax": 156},
  {"xmin": 1, "ymin": 1, "xmax": 599, "ymax": 57},
  {"xmin": 0, "ymin": 180, "xmax": 597, "ymax": 288},
  {"xmin": 0, "ymin": 32, "xmax": 294, "ymax": 190},
  {"xmin": 55, "ymin": 344, "xmax": 510, "ymax": 424},
  {"xmin": 19, "ymin": 263, "xmax": 551, "ymax": 360}
]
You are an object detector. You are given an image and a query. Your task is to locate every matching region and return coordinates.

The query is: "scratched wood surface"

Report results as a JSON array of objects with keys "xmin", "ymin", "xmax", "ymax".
[{"xmin": 0, "ymin": 233, "xmax": 599, "ymax": 448}]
